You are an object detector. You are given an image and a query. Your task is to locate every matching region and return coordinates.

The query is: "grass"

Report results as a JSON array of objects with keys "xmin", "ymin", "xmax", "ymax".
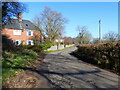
[
  {"xmin": 2, "ymin": 45, "xmax": 74, "ymax": 83},
  {"xmin": 45, "ymin": 46, "xmax": 74, "ymax": 53},
  {"xmin": 2, "ymin": 49, "xmax": 38, "ymax": 83}
]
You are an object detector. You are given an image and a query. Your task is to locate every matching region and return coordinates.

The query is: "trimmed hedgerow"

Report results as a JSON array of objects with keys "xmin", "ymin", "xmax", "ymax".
[{"xmin": 74, "ymin": 42, "xmax": 120, "ymax": 73}]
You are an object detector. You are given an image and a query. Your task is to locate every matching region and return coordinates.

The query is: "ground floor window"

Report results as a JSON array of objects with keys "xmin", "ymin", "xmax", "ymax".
[
  {"xmin": 13, "ymin": 40, "xmax": 21, "ymax": 45},
  {"xmin": 26, "ymin": 40, "xmax": 34, "ymax": 45}
]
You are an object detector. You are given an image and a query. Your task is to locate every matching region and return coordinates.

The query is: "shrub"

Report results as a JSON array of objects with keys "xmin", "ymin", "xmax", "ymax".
[
  {"xmin": 21, "ymin": 42, "xmax": 53, "ymax": 53},
  {"xmin": 2, "ymin": 35, "xmax": 18, "ymax": 51},
  {"xmin": 21, "ymin": 45, "xmax": 42, "ymax": 53},
  {"xmin": 75, "ymin": 42, "xmax": 120, "ymax": 73},
  {"xmin": 21, "ymin": 49, "xmax": 38, "ymax": 58},
  {"xmin": 39, "ymin": 42, "xmax": 53, "ymax": 50},
  {"xmin": 21, "ymin": 45, "xmax": 33, "ymax": 49},
  {"xmin": 30, "ymin": 45, "xmax": 42, "ymax": 53}
]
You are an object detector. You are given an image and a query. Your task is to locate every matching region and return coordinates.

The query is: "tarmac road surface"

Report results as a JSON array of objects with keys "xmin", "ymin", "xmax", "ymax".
[{"xmin": 39, "ymin": 47, "xmax": 119, "ymax": 88}]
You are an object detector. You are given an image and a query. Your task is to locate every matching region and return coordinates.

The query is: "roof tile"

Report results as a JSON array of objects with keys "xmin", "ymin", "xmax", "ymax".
[{"xmin": 3, "ymin": 18, "xmax": 38, "ymax": 30}]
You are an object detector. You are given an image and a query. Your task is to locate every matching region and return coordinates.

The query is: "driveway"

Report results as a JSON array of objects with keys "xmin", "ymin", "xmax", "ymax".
[{"xmin": 39, "ymin": 47, "xmax": 119, "ymax": 88}]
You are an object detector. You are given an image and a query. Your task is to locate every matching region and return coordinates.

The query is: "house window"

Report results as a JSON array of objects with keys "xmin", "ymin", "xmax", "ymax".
[
  {"xmin": 27, "ymin": 30, "xmax": 33, "ymax": 36},
  {"xmin": 28, "ymin": 41, "xmax": 31, "ymax": 45},
  {"xmin": 13, "ymin": 30, "xmax": 21, "ymax": 35},
  {"xmin": 28, "ymin": 31, "xmax": 31, "ymax": 36},
  {"xmin": 13, "ymin": 40, "xmax": 21, "ymax": 45},
  {"xmin": 26, "ymin": 24, "xmax": 28, "ymax": 26},
  {"xmin": 16, "ymin": 41, "xmax": 19, "ymax": 45},
  {"xmin": 26, "ymin": 40, "xmax": 34, "ymax": 45}
]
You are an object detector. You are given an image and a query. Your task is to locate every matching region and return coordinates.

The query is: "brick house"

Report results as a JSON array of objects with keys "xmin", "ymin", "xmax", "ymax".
[{"xmin": 2, "ymin": 12, "xmax": 41, "ymax": 45}]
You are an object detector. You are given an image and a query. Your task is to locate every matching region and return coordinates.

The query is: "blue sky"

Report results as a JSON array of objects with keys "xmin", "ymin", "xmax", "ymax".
[{"xmin": 22, "ymin": 2, "xmax": 118, "ymax": 38}]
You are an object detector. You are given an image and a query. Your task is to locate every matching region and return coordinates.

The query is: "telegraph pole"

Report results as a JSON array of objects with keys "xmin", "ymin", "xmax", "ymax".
[{"xmin": 99, "ymin": 20, "xmax": 101, "ymax": 43}]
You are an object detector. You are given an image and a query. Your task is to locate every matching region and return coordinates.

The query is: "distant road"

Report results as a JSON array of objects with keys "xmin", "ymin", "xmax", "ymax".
[
  {"xmin": 39, "ymin": 47, "xmax": 119, "ymax": 88},
  {"xmin": 47, "ymin": 44, "xmax": 75, "ymax": 51}
]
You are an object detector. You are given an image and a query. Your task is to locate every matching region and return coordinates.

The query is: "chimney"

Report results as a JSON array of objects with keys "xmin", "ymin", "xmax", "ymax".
[{"xmin": 18, "ymin": 12, "xmax": 22, "ymax": 21}]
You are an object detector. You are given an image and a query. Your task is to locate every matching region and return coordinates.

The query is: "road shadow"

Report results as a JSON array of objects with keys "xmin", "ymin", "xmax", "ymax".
[
  {"xmin": 43, "ymin": 53, "xmax": 118, "ymax": 88},
  {"xmin": 3, "ymin": 53, "xmax": 118, "ymax": 88},
  {"xmin": 3, "ymin": 65, "xmax": 102, "ymax": 88}
]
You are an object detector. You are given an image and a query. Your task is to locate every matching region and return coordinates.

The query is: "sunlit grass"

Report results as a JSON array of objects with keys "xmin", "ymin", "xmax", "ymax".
[{"xmin": 2, "ymin": 49, "xmax": 38, "ymax": 83}]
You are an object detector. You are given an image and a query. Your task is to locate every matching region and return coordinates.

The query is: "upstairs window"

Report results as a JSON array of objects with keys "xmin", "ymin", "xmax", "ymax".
[
  {"xmin": 27, "ymin": 30, "xmax": 33, "ymax": 36},
  {"xmin": 28, "ymin": 31, "xmax": 31, "ymax": 36},
  {"xmin": 26, "ymin": 24, "xmax": 28, "ymax": 27},
  {"xmin": 13, "ymin": 30, "xmax": 21, "ymax": 35}
]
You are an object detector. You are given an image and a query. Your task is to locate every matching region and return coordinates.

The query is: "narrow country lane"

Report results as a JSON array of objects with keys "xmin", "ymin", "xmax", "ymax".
[{"xmin": 39, "ymin": 47, "xmax": 119, "ymax": 88}]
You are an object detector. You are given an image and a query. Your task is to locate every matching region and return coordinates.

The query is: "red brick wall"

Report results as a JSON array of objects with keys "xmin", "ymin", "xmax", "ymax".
[{"xmin": 2, "ymin": 28, "xmax": 41, "ymax": 45}]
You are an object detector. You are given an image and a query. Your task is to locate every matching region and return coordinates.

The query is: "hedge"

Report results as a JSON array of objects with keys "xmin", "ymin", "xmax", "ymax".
[
  {"xmin": 75, "ymin": 42, "xmax": 120, "ymax": 73},
  {"xmin": 39, "ymin": 42, "xmax": 54, "ymax": 50},
  {"xmin": 21, "ymin": 42, "xmax": 54, "ymax": 53}
]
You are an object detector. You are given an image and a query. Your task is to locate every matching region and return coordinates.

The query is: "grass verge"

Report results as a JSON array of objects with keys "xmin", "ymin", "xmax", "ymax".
[{"xmin": 2, "ymin": 49, "xmax": 38, "ymax": 84}]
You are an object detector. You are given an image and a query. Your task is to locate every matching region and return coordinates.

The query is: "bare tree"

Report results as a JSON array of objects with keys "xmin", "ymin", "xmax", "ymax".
[
  {"xmin": 103, "ymin": 31, "xmax": 118, "ymax": 42},
  {"xmin": 32, "ymin": 16, "xmax": 43, "ymax": 43},
  {"xmin": 76, "ymin": 26, "xmax": 92, "ymax": 44},
  {"xmin": 33, "ymin": 7, "xmax": 67, "ymax": 43}
]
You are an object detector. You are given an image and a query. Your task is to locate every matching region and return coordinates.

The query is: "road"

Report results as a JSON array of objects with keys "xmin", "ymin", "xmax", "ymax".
[{"xmin": 39, "ymin": 47, "xmax": 119, "ymax": 88}]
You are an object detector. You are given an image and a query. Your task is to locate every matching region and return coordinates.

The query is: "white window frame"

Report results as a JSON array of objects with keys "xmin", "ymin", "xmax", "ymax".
[
  {"xmin": 13, "ymin": 40, "xmax": 21, "ymax": 45},
  {"xmin": 26, "ymin": 40, "xmax": 34, "ymax": 45},
  {"xmin": 26, "ymin": 30, "xmax": 33, "ymax": 36},
  {"xmin": 13, "ymin": 30, "xmax": 21, "ymax": 35}
]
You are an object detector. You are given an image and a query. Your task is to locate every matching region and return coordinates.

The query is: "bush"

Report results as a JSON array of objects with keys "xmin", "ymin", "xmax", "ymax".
[
  {"xmin": 75, "ymin": 42, "xmax": 120, "ymax": 73},
  {"xmin": 39, "ymin": 42, "xmax": 53, "ymax": 50},
  {"xmin": 2, "ymin": 35, "xmax": 19, "ymax": 51},
  {"xmin": 30, "ymin": 45, "xmax": 42, "ymax": 53},
  {"xmin": 21, "ymin": 42, "xmax": 53, "ymax": 53},
  {"xmin": 21, "ymin": 45, "xmax": 42, "ymax": 53},
  {"xmin": 21, "ymin": 45, "xmax": 33, "ymax": 49},
  {"xmin": 21, "ymin": 49, "xmax": 38, "ymax": 58}
]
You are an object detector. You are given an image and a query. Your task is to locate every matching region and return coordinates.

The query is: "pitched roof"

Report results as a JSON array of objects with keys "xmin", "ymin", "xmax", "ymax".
[{"xmin": 3, "ymin": 18, "xmax": 39, "ymax": 30}]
